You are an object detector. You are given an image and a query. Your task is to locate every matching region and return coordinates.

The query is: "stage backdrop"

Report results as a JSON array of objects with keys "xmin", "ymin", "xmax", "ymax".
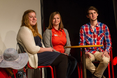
[{"xmin": 0, "ymin": 0, "xmax": 42, "ymax": 54}]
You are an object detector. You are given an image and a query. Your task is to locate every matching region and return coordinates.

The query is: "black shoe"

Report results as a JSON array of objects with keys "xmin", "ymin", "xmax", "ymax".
[
  {"xmin": 92, "ymin": 74, "xmax": 98, "ymax": 78},
  {"xmin": 101, "ymin": 75, "xmax": 106, "ymax": 78}
]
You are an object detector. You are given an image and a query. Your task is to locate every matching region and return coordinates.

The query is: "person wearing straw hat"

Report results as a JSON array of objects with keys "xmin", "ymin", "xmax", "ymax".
[{"xmin": 0, "ymin": 48, "xmax": 28, "ymax": 78}]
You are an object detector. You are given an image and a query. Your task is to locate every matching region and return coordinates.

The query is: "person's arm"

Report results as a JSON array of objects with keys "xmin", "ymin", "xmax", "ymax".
[
  {"xmin": 79, "ymin": 26, "xmax": 86, "ymax": 46},
  {"xmin": 79, "ymin": 26, "xmax": 91, "ymax": 57},
  {"xmin": 102, "ymin": 25, "xmax": 112, "ymax": 58},
  {"xmin": 43, "ymin": 29, "xmax": 52, "ymax": 48},
  {"xmin": 104, "ymin": 25, "xmax": 112, "ymax": 53},
  {"xmin": 18, "ymin": 27, "xmax": 54, "ymax": 54},
  {"xmin": 64, "ymin": 28, "xmax": 71, "ymax": 55},
  {"xmin": 43, "ymin": 29, "xmax": 61, "ymax": 52},
  {"xmin": 18, "ymin": 27, "xmax": 40, "ymax": 54},
  {"xmin": 39, "ymin": 47, "xmax": 54, "ymax": 52}
]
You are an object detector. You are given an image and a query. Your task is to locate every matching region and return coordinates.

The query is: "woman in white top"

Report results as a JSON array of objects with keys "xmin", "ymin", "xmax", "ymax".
[{"xmin": 17, "ymin": 10, "xmax": 68, "ymax": 78}]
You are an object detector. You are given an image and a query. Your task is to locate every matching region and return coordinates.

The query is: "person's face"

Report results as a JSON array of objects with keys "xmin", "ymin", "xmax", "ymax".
[
  {"xmin": 52, "ymin": 14, "xmax": 61, "ymax": 26},
  {"xmin": 28, "ymin": 12, "xmax": 37, "ymax": 26},
  {"xmin": 87, "ymin": 10, "xmax": 98, "ymax": 21}
]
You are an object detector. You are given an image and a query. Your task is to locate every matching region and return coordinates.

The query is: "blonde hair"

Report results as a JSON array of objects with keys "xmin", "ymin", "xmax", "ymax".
[
  {"xmin": 21, "ymin": 10, "xmax": 42, "ymax": 39},
  {"xmin": 48, "ymin": 11, "xmax": 64, "ymax": 30}
]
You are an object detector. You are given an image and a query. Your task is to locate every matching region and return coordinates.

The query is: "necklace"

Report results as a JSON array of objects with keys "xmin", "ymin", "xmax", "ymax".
[{"xmin": 54, "ymin": 31, "xmax": 62, "ymax": 37}]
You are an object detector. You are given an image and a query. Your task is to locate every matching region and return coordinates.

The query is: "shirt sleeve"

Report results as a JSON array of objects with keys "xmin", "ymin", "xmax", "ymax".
[
  {"xmin": 43, "ymin": 29, "xmax": 52, "ymax": 48},
  {"xmin": 79, "ymin": 26, "xmax": 86, "ymax": 45},
  {"xmin": 64, "ymin": 28, "xmax": 71, "ymax": 55},
  {"xmin": 79, "ymin": 26, "xmax": 88, "ymax": 52},
  {"xmin": 18, "ymin": 27, "xmax": 40, "ymax": 54},
  {"xmin": 104, "ymin": 25, "xmax": 112, "ymax": 53}
]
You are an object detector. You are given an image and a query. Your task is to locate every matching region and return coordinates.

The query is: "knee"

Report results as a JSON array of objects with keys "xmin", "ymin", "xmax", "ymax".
[
  {"xmin": 68, "ymin": 56, "xmax": 77, "ymax": 65},
  {"xmin": 73, "ymin": 59, "xmax": 77, "ymax": 66},
  {"xmin": 60, "ymin": 54, "xmax": 68, "ymax": 62},
  {"xmin": 71, "ymin": 58, "xmax": 77, "ymax": 65},
  {"xmin": 102, "ymin": 57, "xmax": 110, "ymax": 65},
  {"xmin": 71, "ymin": 58, "xmax": 77, "ymax": 67},
  {"xmin": 86, "ymin": 58, "xmax": 92, "ymax": 66}
]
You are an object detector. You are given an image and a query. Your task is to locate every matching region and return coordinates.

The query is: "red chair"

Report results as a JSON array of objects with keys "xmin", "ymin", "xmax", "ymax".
[
  {"xmin": 17, "ymin": 43, "xmax": 55, "ymax": 78},
  {"xmin": 113, "ymin": 56, "xmax": 117, "ymax": 65},
  {"xmin": 12, "ymin": 69, "xmax": 18, "ymax": 78},
  {"xmin": 108, "ymin": 49, "xmax": 114, "ymax": 78},
  {"xmin": 77, "ymin": 49, "xmax": 115, "ymax": 78},
  {"xmin": 112, "ymin": 56, "xmax": 117, "ymax": 78},
  {"xmin": 23, "ymin": 62, "xmax": 55, "ymax": 78}
]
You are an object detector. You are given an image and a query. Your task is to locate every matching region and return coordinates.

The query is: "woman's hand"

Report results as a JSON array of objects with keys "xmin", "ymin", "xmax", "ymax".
[
  {"xmin": 38, "ymin": 47, "xmax": 54, "ymax": 53},
  {"xmin": 63, "ymin": 53, "xmax": 68, "ymax": 56},
  {"xmin": 46, "ymin": 47, "xmax": 54, "ymax": 52}
]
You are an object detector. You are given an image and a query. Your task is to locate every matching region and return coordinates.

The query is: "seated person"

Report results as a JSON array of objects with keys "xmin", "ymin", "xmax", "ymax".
[
  {"xmin": 43, "ymin": 11, "xmax": 77, "ymax": 78},
  {"xmin": 17, "ymin": 10, "xmax": 68, "ymax": 78},
  {"xmin": 79, "ymin": 6, "xmax": 112, "ymax": 78},
  {"xmin": 0, "ymin": 48, "xmax": 28, "ymax": 78}
]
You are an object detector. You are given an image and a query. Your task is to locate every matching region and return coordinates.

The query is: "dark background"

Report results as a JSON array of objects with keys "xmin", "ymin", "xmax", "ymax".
[{"xmin": 41, "ymin": 0, "xmax": 117, "ymax": 78}]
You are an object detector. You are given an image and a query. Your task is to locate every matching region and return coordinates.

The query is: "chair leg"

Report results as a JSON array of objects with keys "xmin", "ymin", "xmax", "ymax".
[
  {"xmin": 108, "ymin": 63, "xmax": 111, "ymax": 78},
  {"xmin": 110, "ymin": 50, "xmax": 115, "ymax": 78},
  {"xmin": 80, "ymin": 62, "xmax": 83, "ymax": 78},
  {"xmin": 48, "ymin": 66, "xmax": 55, "ymax": 78},
  {"xmin": 111, "ymin": 63, "xmax": 115, "ymax": 78},
  {"xmin": 77, "ymin": 63, "xmax": 81, "ymax": 78}
]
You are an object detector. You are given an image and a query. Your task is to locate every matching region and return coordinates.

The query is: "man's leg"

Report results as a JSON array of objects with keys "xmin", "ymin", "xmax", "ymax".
[
  {"xmin": 93, "ymin": 51, "xmax": 110, "ymax": 78},
  {"xmin": 86, "ymin": 53, "xmax": 96, "ymax": 74}
]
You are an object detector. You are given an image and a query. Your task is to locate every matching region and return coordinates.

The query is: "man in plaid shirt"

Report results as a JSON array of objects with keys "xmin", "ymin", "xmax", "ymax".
[{"xmin": 79, "ymin": 6, "xmax": 112, "ymax": 78}]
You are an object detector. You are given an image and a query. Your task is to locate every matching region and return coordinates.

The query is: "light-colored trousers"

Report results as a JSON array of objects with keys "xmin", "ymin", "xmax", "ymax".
[{"xmin": 86, "ymin": 51, "xmax": 110, "ymax": 78}]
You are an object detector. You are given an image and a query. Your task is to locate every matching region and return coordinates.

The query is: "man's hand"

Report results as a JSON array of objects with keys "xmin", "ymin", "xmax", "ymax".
[
  {"xmin": 101, "ymin": 51, "xmax": 110, "ymax": 58},
  {"xmin": 85, "ymin": 52, "xmax": 91, "ymax": 58}
]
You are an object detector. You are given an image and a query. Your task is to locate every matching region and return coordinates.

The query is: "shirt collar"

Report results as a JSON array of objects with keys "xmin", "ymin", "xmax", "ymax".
[
  {"xmin": 88, "ymin": 21, "xmax": 100, "ymax": 27},
  {"xmin": 52, "ymin": 27, "xmax": 63, "ymax": 32}
]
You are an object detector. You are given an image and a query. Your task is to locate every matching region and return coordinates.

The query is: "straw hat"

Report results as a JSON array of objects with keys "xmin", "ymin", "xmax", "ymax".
[{"xmin": 0, "ymin": 48, "xmax": 28, "ymax": 69}]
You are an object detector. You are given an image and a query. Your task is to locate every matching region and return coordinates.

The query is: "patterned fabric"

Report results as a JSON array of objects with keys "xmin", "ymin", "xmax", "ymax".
[{"xmin": 79, "ymin": 21, "xmax": 112, "ymax": 53}]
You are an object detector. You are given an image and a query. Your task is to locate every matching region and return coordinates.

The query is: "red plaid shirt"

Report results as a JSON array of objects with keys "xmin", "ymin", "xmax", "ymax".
[{"xmin": 79, "ymin": 22, "xmax": 112, "ymax": 53}]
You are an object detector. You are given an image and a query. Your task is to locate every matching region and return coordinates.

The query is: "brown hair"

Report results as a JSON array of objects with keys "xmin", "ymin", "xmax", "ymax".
[
  {"xmin": 48, "ymin": 11, "xmax": 64, "ymax": 30},
  {"xmin": 86, "ymin": 6, "xmax": 98, "ymax": 15},
  {"xmin": 21, "ymin": 10, "xmax": 42, "ymax": 39}
]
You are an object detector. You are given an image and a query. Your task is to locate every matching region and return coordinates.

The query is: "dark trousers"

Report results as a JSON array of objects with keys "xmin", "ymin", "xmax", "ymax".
[
  {"xmin": 51, "ymin": 54, "xmax": 68, "ymax": 78},
  {"xmin": 46, "ymin": 54, "xmax": 77, "ymax": 78},
  {"xmin": 67, "ymin": 56, "xmax": 77, "ymax": 78}
]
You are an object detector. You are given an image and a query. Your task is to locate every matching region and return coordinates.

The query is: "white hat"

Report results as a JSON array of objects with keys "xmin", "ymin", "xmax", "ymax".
[{"xmin": 0, "ymin": 48, "xmax": 28, "ymax": 69}]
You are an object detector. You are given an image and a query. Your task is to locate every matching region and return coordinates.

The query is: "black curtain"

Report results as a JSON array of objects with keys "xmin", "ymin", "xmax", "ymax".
[{"xmin": 42, "ymin": 0, "xmax": 117, "ymax": 77}]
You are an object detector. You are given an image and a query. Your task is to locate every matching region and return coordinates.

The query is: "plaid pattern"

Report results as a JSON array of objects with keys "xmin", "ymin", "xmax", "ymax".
[{"xmin": 79, "ymin": 22, "xmax": 112, "ymax": 53}]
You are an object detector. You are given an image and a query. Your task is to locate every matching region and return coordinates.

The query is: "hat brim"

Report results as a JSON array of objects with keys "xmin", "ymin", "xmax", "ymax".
[{"xmin": 0, "ymin": 53, "xmax": 28, "ymax": 70}]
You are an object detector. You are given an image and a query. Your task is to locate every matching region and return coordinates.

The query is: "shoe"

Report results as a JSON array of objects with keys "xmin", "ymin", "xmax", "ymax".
[
  {"xmin": 92, "ymin": 75, "xmax": 99, "ymax": 78},
  {"xmin": 101, "ymin": 75, "xmax": 106, "ymax": 78}
]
